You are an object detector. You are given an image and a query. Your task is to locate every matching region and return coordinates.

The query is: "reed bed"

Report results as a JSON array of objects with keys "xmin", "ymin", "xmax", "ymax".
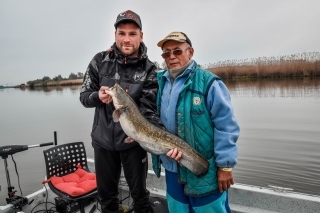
[{"xmin": 206, "ymin": 52, "xmax": 320, "ymax": 79}]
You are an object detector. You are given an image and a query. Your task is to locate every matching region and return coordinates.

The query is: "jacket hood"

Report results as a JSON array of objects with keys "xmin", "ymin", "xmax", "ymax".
[{"xmin": 110, "ymin": 42, "xmax": 148, "ymax": 64}]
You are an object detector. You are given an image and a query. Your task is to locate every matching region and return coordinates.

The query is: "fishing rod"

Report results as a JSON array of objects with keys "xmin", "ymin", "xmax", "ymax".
[{"xmin": 0, "ymin": 140, "xmax": 55, "ymax": 210}]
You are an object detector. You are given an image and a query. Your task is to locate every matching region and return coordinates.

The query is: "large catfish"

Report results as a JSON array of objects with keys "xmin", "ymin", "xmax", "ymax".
[{"xmin": 105, "ymin": 83, "xmax": 209, "ymax": 177}]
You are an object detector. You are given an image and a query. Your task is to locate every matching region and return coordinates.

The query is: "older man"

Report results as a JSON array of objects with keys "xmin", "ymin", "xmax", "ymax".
[{"xmin": 152, "ymin": 32, "xmax": 240, "ymax": 213}]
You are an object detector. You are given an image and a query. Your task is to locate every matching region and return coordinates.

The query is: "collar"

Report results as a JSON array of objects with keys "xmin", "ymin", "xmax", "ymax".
[{"xmin": 163, "ymin": 60, "xmax": 195, "ymax": 81}]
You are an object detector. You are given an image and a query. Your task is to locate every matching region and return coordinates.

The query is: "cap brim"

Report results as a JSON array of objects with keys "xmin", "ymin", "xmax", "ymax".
[
  {"xmin": 157, "ymin": 38, "xmax": 186, "ymax": 48},
  {"xmin": 114, "ymin": 19, "xmax": 141, "ymax": 29}
]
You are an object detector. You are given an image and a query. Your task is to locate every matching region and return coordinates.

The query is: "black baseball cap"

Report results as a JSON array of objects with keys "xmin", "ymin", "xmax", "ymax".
[{"xmin": 114, "ymin": 10, "xmax": 142, "ymax": 29}]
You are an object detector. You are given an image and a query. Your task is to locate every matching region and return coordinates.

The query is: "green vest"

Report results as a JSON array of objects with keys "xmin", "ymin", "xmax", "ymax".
[{"xmin": 152, "ymin": 63, "xmax": 221, "ymax": 196}]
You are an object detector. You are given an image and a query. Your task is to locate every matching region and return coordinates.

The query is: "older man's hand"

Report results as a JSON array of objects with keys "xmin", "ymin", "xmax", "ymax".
[
  {"xmin": 217, "ymin": 169, "xmax": 234, "ymax": 192},
  {"xmin": 166, "ymin": 148, "xmax": 183, "ymax": 162}
]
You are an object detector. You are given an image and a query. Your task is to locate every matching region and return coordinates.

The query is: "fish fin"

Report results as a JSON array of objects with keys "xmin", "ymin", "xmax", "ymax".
[
  {"xmin": 112, "ymin": 106, "xmax": 127, "ymax": 122},
  {"xmin": 112, "ymin": 110, "xmax": 120, "ymax": 122}
]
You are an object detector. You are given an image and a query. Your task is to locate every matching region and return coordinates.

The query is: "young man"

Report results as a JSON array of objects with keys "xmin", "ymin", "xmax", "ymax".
[
  {"xmin": 152, "ymin": 32, "xmax": 240, "ymax": 213},
  {"xmin": 80, "ymin": 10, "xmax": 162, "ymax": 213}
]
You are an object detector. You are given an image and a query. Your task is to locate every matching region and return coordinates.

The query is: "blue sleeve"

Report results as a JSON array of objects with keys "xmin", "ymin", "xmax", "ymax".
[{"xmin": 206, "ymin": 80, "xmax": 240, "ymax": 168}]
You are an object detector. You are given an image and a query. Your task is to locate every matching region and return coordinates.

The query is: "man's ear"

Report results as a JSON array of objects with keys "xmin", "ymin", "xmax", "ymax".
[
  {"xmin": 140, "ymin": 31, "xmax": 143, "ymax": 42},
  {"xmin": 188, "ymin": 47, "xmax": 194, "ymax": 59}
]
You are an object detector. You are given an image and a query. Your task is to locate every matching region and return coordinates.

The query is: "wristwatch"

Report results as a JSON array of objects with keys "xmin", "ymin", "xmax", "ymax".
[{"xmin": 219, "ymin": 167, "xmax": 232, "ymax": 172}]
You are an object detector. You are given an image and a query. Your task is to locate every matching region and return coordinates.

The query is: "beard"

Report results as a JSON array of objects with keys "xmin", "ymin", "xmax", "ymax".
[{"xmin": 116, "ymin": 43, "xmax": 140, "ymax": 57}]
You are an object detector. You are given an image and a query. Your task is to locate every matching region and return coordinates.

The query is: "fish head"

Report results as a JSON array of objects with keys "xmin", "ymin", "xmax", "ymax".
[{"xmin": 105, "ymin": 83, "xmax": 129, "ymax": 109}]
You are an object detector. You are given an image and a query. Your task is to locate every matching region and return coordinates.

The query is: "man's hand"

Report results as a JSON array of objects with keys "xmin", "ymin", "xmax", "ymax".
[
  {"xmin": 217, "ymin": 169, "xmax": 234, "ymax": 192},
  {"xmin": 99, "ymin": 86, "xmax": 113, "ymax": 104},
  {"xmin": 166, "ymin": 148, "xmax": 183, "ymax": 162},
  {"xmin": 124, "ymin": 137, "xmax": 135, "ymax": 143}
]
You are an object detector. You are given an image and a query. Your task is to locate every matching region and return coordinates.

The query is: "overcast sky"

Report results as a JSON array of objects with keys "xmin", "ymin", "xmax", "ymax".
[{"xmin": 1, "ymin": 0, "xmax": 319, "ymax": 85}]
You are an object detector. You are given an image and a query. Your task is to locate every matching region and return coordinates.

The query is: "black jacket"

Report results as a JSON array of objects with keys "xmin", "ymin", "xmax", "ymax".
[{"xmin": 80, "ymin": 42, "xmax": 162, "ymax": 151}]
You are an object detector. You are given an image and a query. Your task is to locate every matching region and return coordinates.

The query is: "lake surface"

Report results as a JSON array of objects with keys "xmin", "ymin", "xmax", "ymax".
[{"xmin": 0, "ymin": 79, "xmax": 320, "ymax": 205}]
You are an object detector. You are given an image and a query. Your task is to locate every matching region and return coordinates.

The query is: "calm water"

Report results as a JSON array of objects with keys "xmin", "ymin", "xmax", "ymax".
[{"xmin": 0, "ymin": 79, "xmax": 320, "ymax": 205}]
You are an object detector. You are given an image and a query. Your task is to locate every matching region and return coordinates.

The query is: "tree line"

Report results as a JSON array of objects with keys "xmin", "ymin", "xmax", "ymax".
[{"xmin": 27, "ymin": 72, "xmax": 84, "ymax": 87}]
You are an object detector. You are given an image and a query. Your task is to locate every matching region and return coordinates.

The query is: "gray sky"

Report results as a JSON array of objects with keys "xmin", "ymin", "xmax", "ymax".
[{"xmin": 1, "ymin": 0, "xmax": 319, "ymax": 86}]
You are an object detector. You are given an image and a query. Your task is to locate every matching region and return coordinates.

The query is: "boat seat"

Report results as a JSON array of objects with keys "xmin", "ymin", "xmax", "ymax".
[{"xmin": 43, "ymin": 142, "xmax": 98, "ymax": 213}]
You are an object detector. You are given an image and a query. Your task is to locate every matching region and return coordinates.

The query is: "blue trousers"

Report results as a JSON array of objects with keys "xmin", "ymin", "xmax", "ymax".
[{"xmin": 165, "ymin": 170, "xmax": 231, "ymax": 213}]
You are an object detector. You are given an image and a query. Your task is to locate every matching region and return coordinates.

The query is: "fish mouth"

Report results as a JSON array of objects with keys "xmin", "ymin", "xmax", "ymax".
[
  {"xmin": 108, "ymin": 85, "xmax": 117, "ymax": 91},
  {"xmin": 109, "ymin": 83, "xmax": 120, "ymax": 92},
  {"xmin": 105, "ymin": 85, "xmax": 117, "ymax": 95}
]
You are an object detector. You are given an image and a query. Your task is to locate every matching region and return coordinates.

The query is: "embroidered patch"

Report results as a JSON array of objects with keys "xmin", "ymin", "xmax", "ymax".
[
  {"xmin": 193, "ymin": 97, "xmax": 202, "ymax": 105},
  {"xmin": 133, "ymin": 73, "xmax": 142, "ymax": 81},
  {"xmin": 133, "ymin": 71, "xmax": 146, "ymax": 81}
]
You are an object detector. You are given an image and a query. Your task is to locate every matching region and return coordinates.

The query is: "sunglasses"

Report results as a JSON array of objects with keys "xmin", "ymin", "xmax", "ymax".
[{"xmin": 161, "ymin": 47, "xmax": 190, "ymax": 58}]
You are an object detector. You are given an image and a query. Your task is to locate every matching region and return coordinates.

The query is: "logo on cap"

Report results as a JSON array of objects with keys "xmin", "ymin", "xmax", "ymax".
[
  {"xmin": 119, "ymin": 11, "xmax": 138, "ymax": 22},
  {"xmin": 166, "ymin": 35, "xmax": 179, "ymax": 38}
]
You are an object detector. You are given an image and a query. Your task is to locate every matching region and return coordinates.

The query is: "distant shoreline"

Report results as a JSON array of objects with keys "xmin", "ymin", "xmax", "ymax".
[{"xmin": 16, "ymin": 79, "xmax": 83, "ymax": 88}]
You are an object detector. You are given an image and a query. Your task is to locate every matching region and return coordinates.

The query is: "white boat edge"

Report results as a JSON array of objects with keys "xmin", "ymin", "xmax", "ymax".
[{"xmin": 1, "ymin": 157, "xmax": 319, "ymax": 213}]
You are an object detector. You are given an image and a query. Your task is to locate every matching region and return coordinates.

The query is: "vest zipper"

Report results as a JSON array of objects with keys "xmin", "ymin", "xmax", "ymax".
[{"xmin": 168, "ymin": 78, "xmax": 174, "ymax": 99}]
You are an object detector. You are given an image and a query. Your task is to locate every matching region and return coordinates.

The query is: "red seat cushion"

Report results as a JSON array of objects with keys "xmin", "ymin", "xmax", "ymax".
[{"xmin": 46, "ymin": 166, "xmax": 96, "ymax": 197}]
